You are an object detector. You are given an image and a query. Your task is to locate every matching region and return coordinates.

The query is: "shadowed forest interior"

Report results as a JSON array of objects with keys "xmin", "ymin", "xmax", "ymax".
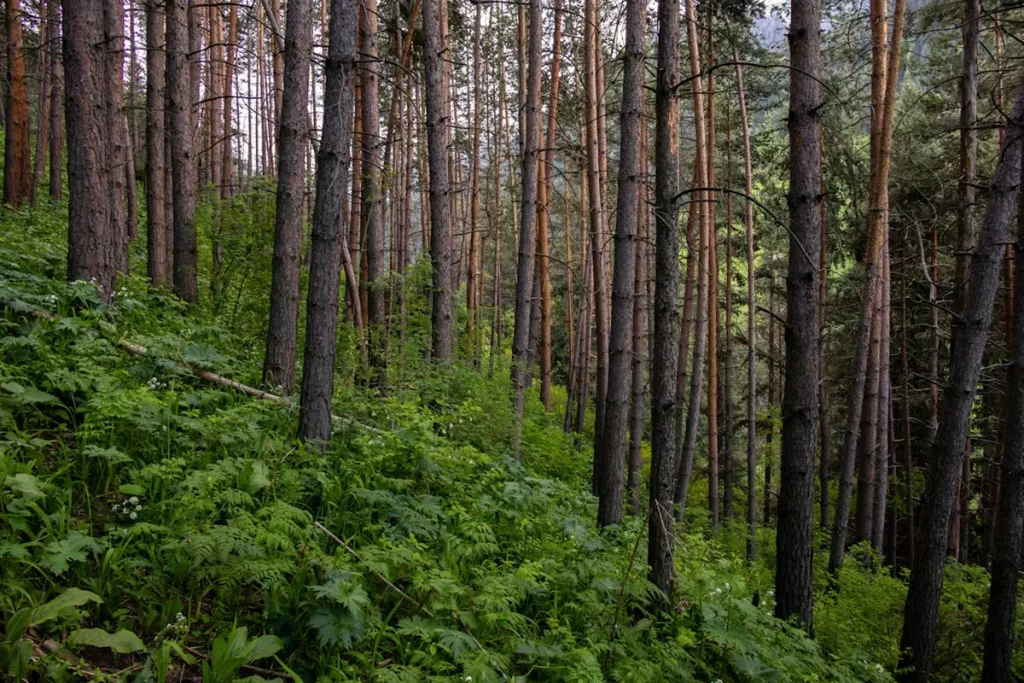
[{"xmin": 1, "ymin": 0, "xmax": 1024, "ymax": 679}]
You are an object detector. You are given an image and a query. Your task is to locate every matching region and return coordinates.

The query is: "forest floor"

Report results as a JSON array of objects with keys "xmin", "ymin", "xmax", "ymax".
[{"xmin": 0, "ymin": 204, "xmax": 998, "ymax": 681}]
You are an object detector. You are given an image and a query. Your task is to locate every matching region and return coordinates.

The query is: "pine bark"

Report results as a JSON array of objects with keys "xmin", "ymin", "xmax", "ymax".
[
  {"xmin": 4, "ymin": 0, "xmax": 30, "ymax": 208},
  {"xmin": 145, "ymin": 0, "xmax": 170, "ymax": 285},
  {"xmin": 168, "ymin": 0, "xmax": 197, "ymax": 302},
  {"xmin": 47, "ymin": 0, "xmax": 62, "ymax": 201},
  {"xmin": 897, "ymin": 88, "xmax": 1024, "ymax": 683},
  {"xmin": 981, "ymin": 154, "xmax": 1024, "ymax": 683},
  {"xmin": 423, "ymin": 0, "xmax": 452, "ymax": 361},
  {"xmin": 361, "ymin": 0, "xmax": 386, "ymax": 379},
  {"xmin": 774, "ymin": 0, "xmax": 822, "ymax": 630},
  {"xmin": 298, "ymin": 0, "xmax": 357, "ymax": 444},
  {"xmin": 263, "ymin": 0, "xmax": 311, "ymax": 394},
  {"xmin": 647, "ymin": 0, "xmax": 682, "ymax": 601},
  {"xmin": 598, "ymin": 0, "xmax": 643, "ymax": 528}
]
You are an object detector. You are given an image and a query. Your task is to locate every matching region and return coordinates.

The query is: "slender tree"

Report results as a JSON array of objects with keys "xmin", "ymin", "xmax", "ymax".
[
  {"xmin": 361, "ymin": 0, "xmax": 386, "ymax": 378},
  {"xmin": 48, "ymin": 0, "xmax": 62, "ymax": 200},
  {"xmin": 145, "ymin": 0, "xmax": 169, "ymax": 285}
]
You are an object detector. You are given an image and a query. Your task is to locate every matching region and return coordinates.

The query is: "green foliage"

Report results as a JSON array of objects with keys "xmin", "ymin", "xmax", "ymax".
[{"xmin": 1, "ymin": 200, "xmax": 1008, "ymax": 682}]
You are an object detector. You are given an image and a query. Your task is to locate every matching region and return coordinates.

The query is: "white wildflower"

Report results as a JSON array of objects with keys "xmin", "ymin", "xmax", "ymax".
[{"xmin": 129, "ymin": 511, "xmax": 137, "ymax": 520}]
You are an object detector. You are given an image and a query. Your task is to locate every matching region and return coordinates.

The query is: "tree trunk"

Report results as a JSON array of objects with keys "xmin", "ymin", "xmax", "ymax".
[
  {"xmin": 672, "ymin": 0, "xmax": 710, "ymax": 518},
  {"xmin": 981, "ymin": 161, "xmax": 1024, "ymax": 683},
  {"xmin": 897, "ymin": 88, "xmax": 1024, "ymax": 683},
  {"xmin": 30, "ymin": 0, "xmax": 49, "ymax": 208},
  {"xmin": 774, "ymin": 0, "xmax": 822, "ymax": 630},
  {"xmin": 145, "ymin": 0, "xmax": 169, "ymax": 285},
  {"xmin": 423, "ymin": 0, "xmax": 452, "ymax": 361},
  {"xmin": 647, "ymin": 0, "xmax": 682, "ymax": 602},
  {"xmin": 723, "ymin": 101, "xmax": 735, "ymax": 522},
  {"xmin": 64, "ymin": 0, "xmax": 124, "ymax": 299},
  {"xmin": 168, "ymin": 0, "xmax": 197, "ymax": 303},
  {"xmin": 510, "ymin": 0, "xmax": 543, "ymax": 454},
  {"xmin": 629, "ymin": 142, "xmax": 648, "ymax": 516},
  {"xmin": 735, "ymin": 53, "xmax": 758, "ymax": 562},
  {"xmin": 597, "ymin": 0, "xmax": 643, "ymax": 528},
  {"xmin": 361, "ymin": 0, "xmax": 386, "ymax": 381},
  {"xmin": 4, "ymin": 0, "xmax": 31, "ymax": 208},
  {"xmin": 466, "ymin": 1, "xmax": 483, "ymax": 363},
  {"xmin": 297, "ymin": 0, "xmax": 356, "ymax": 444},
  {"xmin": 535, "ymin": 0, "xmax": 563, "ymax": 409},
  {"xmin": 48, "ymin": 1, "xmax": 62, "ymax": 200},
  {"xmin": 263, "ymin": 0, "xmax": 311, "ymax": 394}
]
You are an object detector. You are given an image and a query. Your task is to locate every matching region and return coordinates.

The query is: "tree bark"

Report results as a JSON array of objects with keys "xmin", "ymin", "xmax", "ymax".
[
  {"xmin": 145, "ymin": 0, "xmax": 170, "ymax": 286},
  {"xmin": 48, "ymin": 0, "xmax": 62, "ymax": 201},
  {"xmin": 263, "ymin": 0, "xmax": 311, "ymax": 394},
  {"xmin": 673, "ymin": 0, "xmax": 711, "ymax": 518},
  {"xmin": 897, "ymin": 88, "xmax": 1024, "ymax": 683},
  {"xmin": 4, "ymin": 0, "xmax": 31, "ymax": 208},
  {"xmin": 734, "ymin": 53, "xmax": 758, "ymax": 562},
  {"xmin": 598, "ymin": 0, "xmax": 643, "ymax": 528},
  {"xmin": 774, "ymin": 0, "xmax": 822, "ymax": 631},
  {"xmin": 297, "ymin": 0, "xmax": 357, "ymax": 445},
  {"xmin": 981, "ymin": 155, "xmax": 1024, "ymax": 683},
  {"xmin": 647, "ymin": 0, "xmax": 682, "ymax": 602},
  {"xmin": 168, "ymin": 0, "xmax": 197, "ymax": 303},
  {"xmin": 361, "ymin": 0, "xmax": 386, "ymax": 381},
  {"xmin": 423, "ymin": 0, "xmax": 452, "ymax": 361}
]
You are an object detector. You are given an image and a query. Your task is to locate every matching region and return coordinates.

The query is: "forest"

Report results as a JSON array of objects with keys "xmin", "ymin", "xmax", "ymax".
[{"xmin": 0, "ymin": 0, "xmax": 1023, "ymax": 679}]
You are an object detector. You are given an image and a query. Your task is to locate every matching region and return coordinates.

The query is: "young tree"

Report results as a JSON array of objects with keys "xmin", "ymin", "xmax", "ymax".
[
  {"xmin": 897, "ymin": 88, "xmax": 1024, "ymax": 683},
  {"xmin": 597, "ymin": 0, "xmax": 643, "ymax": 528},
  {"xmin": 263, "ymin": 0, "xmax": 311, "ymax": 394},
  {"xmin": 298, "ymin": 0, "xmax": 357, "ymax": 444},
  {"xmin": 647, "ymin": 0, "xmax": 682, "ymax": 601},
  {"xmin": 4, "ymin": 0, "xmax": 30, "ymax": 208},
  {"xmin": 774, "ymin": 0, "xmax": 823, "ymax": 630},
  {"xmin": 48, "ymin": 0, "xmax": 62, "ymax": 200}
]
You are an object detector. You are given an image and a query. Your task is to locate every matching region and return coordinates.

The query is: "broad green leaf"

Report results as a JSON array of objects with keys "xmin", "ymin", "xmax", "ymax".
[
  {"xmin": 29, "ymin": 588, "xmax": 103, "ymax": 625},
  {"xmin": 119, "ymin": 483, "xmax": 146, "ymax": 495},
  {"xmin": 69, "ymin": 628, "xmax": 146, "ymax": 654},
  {"xmin": 245, "ymin": 635, "xmax": 283, "ymax": 662},
  {"xmin": 1, "ymin": 381, "xmax": 59, "ymax": 404}
]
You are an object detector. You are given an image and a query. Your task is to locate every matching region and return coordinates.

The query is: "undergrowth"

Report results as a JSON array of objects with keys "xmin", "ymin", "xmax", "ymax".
[{"xmin": 0, "ymin": 200, "xmax": 1001, "ymax": 681}]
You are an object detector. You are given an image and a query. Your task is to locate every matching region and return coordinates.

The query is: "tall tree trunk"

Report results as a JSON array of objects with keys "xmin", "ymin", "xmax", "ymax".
[
  {"xmin": 423, "ymin": 0, "xmax": 452, "ymax": 361},
  {"xmin": 981, "ymin": 159, "xmax": 1024, "ymax": 683},
  {"xmin": 221, "ymin": 2, "xmax": 236, "ymax": 198},
  {"xmin": 4, "ymin": 0, "xmax": 30, "ymax": 208},
  {"xmin": 64, "ymin": 0, "xmax": 126, "ymax": 299},
  {"xmin": 466, "ymin": 1, "xmax": 482, "ymax": 362},
  {"xmin": 673, "ymin": 0, "xmax": 710, "ymax": 517},
  {"xmin": 535, "ymin": 0, "xmax": 562, "ymax": 409},
  {"xmin": 774, "ymin": 0, "xmax": 822, "ymax": 630},
  {"xmin": 297, "ymin": 0, "xmax": 356, "ymax": 444},
  {"xmin": 361, "ymin": 0, "xmax": 386, "ymax": 381},
  {"xmin": 263, "ymin": 0, "xmax": 311, "ymax": 394},
  {"xmin": 168, "ymin": 0, "xmax": 197, "ymax": 303},
  {"xmin": 648, "ymin": 0, "xmax": 682, "ymax": 602},
  {"xmin": 510, "ymin": 0, "xmax": 543, "ymax": 454},
  {"xmin": 629, "ymin": 140, "xmax": 648, "ymax": 516},
  {"xmin": 897, "ymin": 88, "xmax": 1024, "ymax": 683},
  {"xmin": 818, "ymin": 173, "xmax": 831, "ymax": 532},
  {"xmin": 48, "ymin": 0, "xmax": 62, "ymax": 200},
  {"xmin": 735, "ymin": 53, "xmax": 758, "ymax": 561},
  {"xmin": 723, "ymin": 101, "xmax": 735, "ymax": 522},
  {"xmin": 705, "ymin": 10, "xmax": 719, "ymax": 530},
  {"xmin": 31, "ymin": 0, "xmax": 49, "ymax": 208},
  {"xmin": 145, "ymin": 0, "xmax": 170, "ymax": 285},
  {"xmin": 830, "ymin": 0, "xmax": 905, "ymax": 574},
  {"xmin": 872, "ymin": 249, "xmax": 892, "ymax": 552},
  {"xmin": 597, "ymin": 0, "xmax": 643, "ymax": 528},
  {"xmin": 583, "ymin": 0, "xmax": 608, "ymax": 484}
]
